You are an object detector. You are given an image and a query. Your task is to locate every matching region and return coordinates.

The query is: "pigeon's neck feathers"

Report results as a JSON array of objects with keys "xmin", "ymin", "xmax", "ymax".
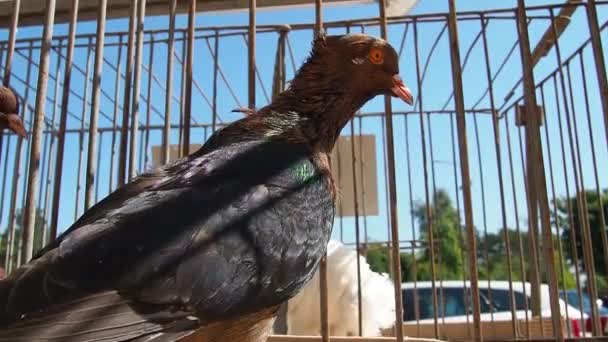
[{"xmin": 257, "ymin": 54, "xmax": 366, "ymax": 153}]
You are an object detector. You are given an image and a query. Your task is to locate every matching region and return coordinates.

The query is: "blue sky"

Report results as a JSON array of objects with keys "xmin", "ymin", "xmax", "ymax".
[{"xmin": 0, "ymin": 0, "xmax": 607, "ymax": 256}]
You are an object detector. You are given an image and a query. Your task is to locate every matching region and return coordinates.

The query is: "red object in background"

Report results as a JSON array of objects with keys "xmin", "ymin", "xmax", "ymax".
[
  {"xmin": 572, "ymin": 318, "xmax": 582, "ymax": 337},
  {"xmin": 585, "ymin": 315, "xmax": 608, "ymax": 334}
]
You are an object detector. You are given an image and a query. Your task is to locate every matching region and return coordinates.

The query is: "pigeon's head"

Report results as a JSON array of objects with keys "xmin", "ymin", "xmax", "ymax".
[
  {"xmin": 0, "ymin": 113, "xmax": 26, "ymax": 138},
  {"xmin": 0, "ymin": 86, "xmax": 26, "ymax": 138},
  {"xmin": 0, "ymin": 86, "xmax": 20, "ymax": 116},
  {"xmin": 305, "ymin": 33, "xmax": 413, "ymax": 106}
]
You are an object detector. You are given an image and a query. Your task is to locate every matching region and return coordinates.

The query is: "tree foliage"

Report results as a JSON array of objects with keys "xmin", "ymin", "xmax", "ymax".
[
  {"xmin": 413, "ymin": 190, "xmax": 464, "ymax": 281},
  {"xmin": 558, "ymin": 189, "xmax": 608, "ymax": 275},
  {"xmin": 366, "ymin": 188, "xmax": 576, "ymax": 289}
]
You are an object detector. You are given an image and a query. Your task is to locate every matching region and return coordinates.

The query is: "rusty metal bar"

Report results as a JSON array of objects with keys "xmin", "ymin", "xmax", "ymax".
[
  {"xmin": 128, "ymin": 0, "xmax": 146, "ymax": 180},
  {"xmin": 313, "ymin": 0, "xmax": 329, "ymax": 341},
  {"xmin": 109, "ymin": 36, "xmax": 123, "ymax": 193},
  {"xmin": 315, "ymin": 0, "xmax": 323, "ymax": 35},
  {"xmin": 138, "ymin": 125, "xmax": 144, "ymax": 173},
  {"xmin": 348, "ymin": 120, "xmax": 363, "ymax": 337},
  {"xmin": 539, "ymin": 85, "xmax": 572, "ymax": 337},
  {"xmin": 271, "ymin": 25, "xmax": 290, "ymax": 100},
  {"xmin": 427, "ymin": 112, "xmax": 448, "ymax": 326},
  {"xmin": 75, "ymin": 48, "xmax": 92, "ymax": 220},
  {"xmin": 21, "ymin": 0, "xmax": 57, "ymax": 263},
  {"xmin": 201, "ymin": 39, "xmax": 241, "ymax": 109},
  {"xmin": 404, "ymin": 16, "xmax": 439, "ymax": 337},
  {"xmin": 447, "ymin": 1, "xmax": 482, "ymax": 340},
  {"xmin": 41, "ymin": 38, "xmax": 64, "ymax": 247},
  {"xmin": 0, "ymin": 0, "xmax": 21, "ymax": 167},
  {"xmin": 515, "ymin": 122, "xmax": 536, "ymax": 316},
  {"xmin": 95, "ymin": 132, "xmax": 103, "ymax": 202},
  {"xmin": 5, "ymin": 135, "xmax": 23, "ymax": 272},
  {"xmin": 403, "ymin": 115, "xmax": 421, "ymax": 331},
  {"xmin": 178, "ymin": 31, "xmax": 186, "ymax": 155},
  {"xmin": 357, "ymin": 117, "xmax": 368, "ymax": 252},
  {"xmin": 0, "ymin": 43, "xmax": 4, "ymax": 76},
  {"xmin": 473, "ymin": 110, "xmax": 495, "ymax": 327},
  {"xmin": 118, "ymin": 0, "xmax": 137, "ymax": 186},
  {"xmin": 0, "ymin": 6, "xmax": 575, "ymax": 40},
  {"xmin": 551, "ymin": 17, "xmax": 600, "ymax": 334},
  {"xmin": 38, "ymin": 104, "xmax": 51, "ymax": 223},
  {"xmin": 585, "ymin": 0, "xmax": 608, "ymax": 150},
  {"xmin": 379, "ymin": 110, "xmax": 393, "ymax": 280},
  {"xmin": 285, "ymin": 34, "xmax": 298, "ymax": 75},
  {"xmin": 579, "ymin": 52, "xmax": 608, "ymax": 279},
  {"xmin": 504, "ymin": 110, "xmax": 532, "ymax": 337},
  {"xmin": 518, "ymin": 2, "xmax": 563, "ymax": 339},
  {"xmin": 336, "ymin": 135, "xmax": 344, "ymax": 242},
  {"xmin": 551, "ymin": 74, "xmax": 586, "ymax": 331},
  {"xmin": 411, "ymin": 17, "xmax": 439, "ymax": 338},
  {"xmin": 0, "ymin": 136, "xmax": 11, "ymax": 250},
  {"xmin": 531, "ymin": 0, "xmax": 581, "ymax": 66},
  {"xmin": 17, "ymin": 107, "xmax": 34, "ymax": 266},
  {"xmin": 84, "ymin": 0, "xmax": 108, "ymax": 210},
  {"xmin": 412, "ymin": 16, "xmax": 439, "ymax": 335},
  {"xmin": 516, "ymin": 6, "xmax": 542, "ymax": 321},
  {"xmin": 428, "ymin": 113, "xmax": 448, "ymax": 326},
  {"xmin": 415, "ymin": 24, "xmax": 447, "ymax": 110},
  {"xmin": 182, "ymin": 0, "xmax": 195, "ymax": 157},
  {"xmin": 211, "ymin": 31, "xmax": 219, "ymax": 133},
  {"xmin": 2, "ymin": 0, "xmax": 20, "ymax": 87},
  {"xmin": 558, "ymin": 9, "xmax": 602, "ymax": 338},
  {"xmin": 378, "ymin": 1, "xmax": 404, "ymax": 341},
  {"xmin": 11, "ymin": 46, "xmax": 114, "ymax": 124},
  {"xmin": 479, "ymin": 12, "xmax": 518, "ymax": 337},
  {"xmin": 5, "ymin": 43, "xmax": 32, "ymax": 272},
  {"xmin": 5, "ymin": 46, "xmax": 33, "ymax": 271},
  {"xmin": 248, "ymin": 0, "xmax": 256, "ymax": 109},
  {"xmin": 448, "ymin": 110, "xmax": 470, "ymax": 337},
  {"xmin": 144, "ymin": 36, "xmax": 155, "ymax": 169},
  {"xmin": 567, "ymin": 60, "xmax": 608, "ymax": 295},
  {"xmin": 162, "ymin": 0, "xmax": 177, "ymax": 165},
  {"xmin": 239, "ymin": 34, "xmax": 270, "ymax": 106}
]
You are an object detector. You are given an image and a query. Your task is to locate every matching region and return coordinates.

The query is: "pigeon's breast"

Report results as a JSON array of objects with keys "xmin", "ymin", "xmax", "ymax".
[{"xmin": 181, "ymin": 158, "xmax": 335, "ymax": 319}]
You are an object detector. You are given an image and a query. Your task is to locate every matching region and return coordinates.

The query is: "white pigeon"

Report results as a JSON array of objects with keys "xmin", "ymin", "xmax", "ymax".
[{"xmin": 284, "ymin": 240, "xmax": 397, "ymax": 336}]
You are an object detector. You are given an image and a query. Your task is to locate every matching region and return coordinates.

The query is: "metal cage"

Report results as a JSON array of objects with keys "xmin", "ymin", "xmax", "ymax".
[{"xmin": 0, "ymin": 0, "xmax": 607, "ymax": 341}]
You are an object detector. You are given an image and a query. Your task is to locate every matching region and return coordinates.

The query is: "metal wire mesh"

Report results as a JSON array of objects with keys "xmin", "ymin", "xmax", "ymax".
[{"xmin": 0, "ymin": 1, "xmax": 606, "ymax": 341}]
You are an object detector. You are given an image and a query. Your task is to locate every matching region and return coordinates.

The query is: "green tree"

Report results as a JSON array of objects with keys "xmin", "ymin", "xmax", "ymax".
[
  {"xmin": 0, "ymin": 208, "xmax": 48, "ymax": 272},
  {"xmin": 413, "ymin": 189, "xmax": 464, "ymax": 281},
  {"xmin": 477, "ymin": 228, "xmax": 576, "ymax": 289},
  {"xmin": 558, "ymin": 189, "xmax": 608, "ymax": 275},
  {"xmin": 366, "ymin": 243, "xmax": 417, "ymax": 282},
  {"xmin": 558, "ymin": 189, "xmax": 608, "ymax": 295}
]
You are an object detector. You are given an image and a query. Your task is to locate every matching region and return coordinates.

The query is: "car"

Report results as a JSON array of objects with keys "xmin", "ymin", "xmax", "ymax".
[
  {"xmin": 401, "ymin": 280, "xmax": 588, "ymax": 337},
  {"xmin": 559, "ymin": 289, "xmax": 608, "ymax": 334}
]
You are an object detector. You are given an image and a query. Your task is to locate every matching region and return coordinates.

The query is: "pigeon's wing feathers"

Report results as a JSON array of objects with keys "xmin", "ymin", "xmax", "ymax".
[
  {"xmin": 1, "ymin": 137, "xmax": 329, "ymax": 341},
  {"xmin": 0, "ymin": 290, "xmax": 198, "ymax": 342}
]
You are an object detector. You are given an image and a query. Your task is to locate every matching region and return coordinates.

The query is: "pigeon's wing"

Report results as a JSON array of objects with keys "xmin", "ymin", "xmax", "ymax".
[
  {"xmin": 0, "ymin": 290, "xmax": 199, "ymax": 342},
  {"xmin": 0, "ymin": 138, "xmax": 324, "ymax": 341}
]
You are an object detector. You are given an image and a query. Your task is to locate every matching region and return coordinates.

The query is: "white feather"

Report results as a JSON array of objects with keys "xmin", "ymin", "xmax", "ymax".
[{"xmin": 284, "ymin": 240, "xmax": 396, "ymax": 337}]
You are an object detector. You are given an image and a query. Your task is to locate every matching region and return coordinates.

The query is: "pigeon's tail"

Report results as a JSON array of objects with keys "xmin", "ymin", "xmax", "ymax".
[{"xmin": 0, "ymin": 290, "xmax": 199, "ymax": 342}]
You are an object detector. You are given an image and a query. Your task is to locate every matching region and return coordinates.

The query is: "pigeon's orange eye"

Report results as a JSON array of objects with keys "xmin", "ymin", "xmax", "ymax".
[{"xmin": 368, "ymin": 48, "xmax": 384, "ymax": 64}]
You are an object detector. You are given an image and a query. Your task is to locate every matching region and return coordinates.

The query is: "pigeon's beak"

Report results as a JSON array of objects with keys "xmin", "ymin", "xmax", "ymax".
[
  {"xmin": 7, "ymin": 115, "xmax": 27, "ymax": 139},
  {"xmin": 391, "ymin": 75, "xmax": 414, "ymax": 105}
]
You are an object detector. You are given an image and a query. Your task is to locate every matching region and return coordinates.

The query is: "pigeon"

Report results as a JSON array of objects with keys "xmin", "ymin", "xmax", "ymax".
[
  {"xmin": 0, "ymin": 86, "xmax": 26, "ymax": 138},
  {"xmin": 284, "ymin": 240, "xmax": 396, "ymax": 337},
  {"xmin": 0, "ymin": 33, "xmax": 413, "ymax": 342}
]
